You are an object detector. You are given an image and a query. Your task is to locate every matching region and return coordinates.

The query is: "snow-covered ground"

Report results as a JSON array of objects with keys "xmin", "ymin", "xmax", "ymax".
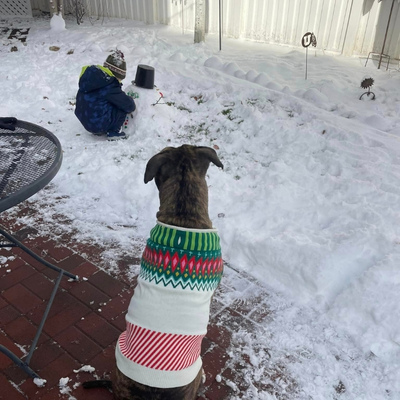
[{"xmin": 1, "ymin": 13, "xmax": 400, "ymax": 399}]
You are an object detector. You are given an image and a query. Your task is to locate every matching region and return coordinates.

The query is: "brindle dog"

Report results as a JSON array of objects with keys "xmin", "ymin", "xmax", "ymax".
[{"xmin": 84, "ymin": 145, "xmax": 223, "ymax": 400}]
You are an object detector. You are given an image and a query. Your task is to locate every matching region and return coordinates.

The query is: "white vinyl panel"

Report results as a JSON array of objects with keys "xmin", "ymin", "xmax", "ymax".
[
  {"xmin": 389, "ymin": 3, "xmax": 400, "ymax": 59},
  {"xmin": 155, "ymin": 0, "xmax": 167, "ymax": 23},
  {"xmin": 136, "ymin": 0, "xmax": 146, "ymax": 20},
  {"xmin": 356, "ymin": 0, "xmax": 379, "ymax": 54},
  {"xmin": 322, "ymin": 0, "xmax": 338, "ymax": 50},
  {"xmin": 169, "ymin": 0, "xmax": 182, "ymax": 28},
  {"xmin": 106, "ymin": 0, "xmax": 115, "ymax": 17},
  {"xmin": 332, "ymin": 0, "xmax": 347, "ymax": 50},
  {"xmin": 373, "ymin": 0, "xmax": 399, "ymax": 56},
  {"xmin": 340, "ymin": 0, "xmax": 361, "ymax": 56},
  {"xmin": 241, "ymin": 0, "xmax": 251, "ymax": 38},
  {"xmin": 299, "ymin": 0, "xmax": 311, "ymax": 34},
  {"xmin": 256, "ymin": 0, "xmax": 269, "ymax": 41},
  {"xmin": 352, "ymin": 1, "xmax": 370, "ymax": 54},
  {"xmin": 314, "ymin": 0, "xmax": 330, "ymax": 50},
  {"xmin": 288, "ymin": 0, "xmax": 301, "ymax": 44},
  {"xmin": 225, "ymin": 0, "xmax": 243, "ymax": 38},
  {"xmin": 324, "ymin": 0, "xmax": 349, "ymax": 52},
  {"xmin": 295, "ymin": 0, "xmax": 309, "ymax": 45},
  {"xmin": 183, "ymin": 0, "xmax": 195, "ymax": 33},
  {"xmin": 221, "ymin": 0, "xmax": 230, "ymax": 36},
  {"xmin": 136, "ymin": 0, "xmax": 145, "ymax": 23},
  {"xmin": 366, "ymin": 0, "xmax": 382, "ymax": 54},
  {"xmin": 113, "ymin": 0, "xmax": 124, "ymax": 18},
  {"xmin": 84, "ymin": 0, "xmax": 97, "ymax": 18},
  {"xmin": 205, "ymin": 0, "xmax": 217, "ymax": 33},
  {"xmin": 306, "ymin": 0, "xmax": 318, "ymax": 34},
  {"xmin": 267, "ymin": 0, "xmax": 279, "ymax": 42},
  {"xmin": 263, "ymin": 0, "xmax": 275, "ymax": 43},
  {"xmin": 328, "ymin": 0, "xmax": 350, "ymax": 51},
  {"xmin": 145, "ymin": 0, "xmax": 157, "ymax": 24},
  {"xmin": 252, "ymin": 0, "xmax": 263, "ymax": 40},
  {"xmin": 273, "ymin": 0, "xmax": 288, "ymax": 43},
  {"xmin": 124, "ymin": 0, "xmax": 137, "ymax": 21},
  {"xmin": 283, "ymin": 0, "xmax": 295, "ymax": 43},
  {"xmin": 313, "ymin": 0, "xmax": 325, "ymax": 40},
  {"xmin": 333, "ymin": 0, "xmax": 353, "ymax": 53}
]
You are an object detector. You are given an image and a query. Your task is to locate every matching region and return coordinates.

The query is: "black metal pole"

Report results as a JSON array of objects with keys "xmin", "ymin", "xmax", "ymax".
[
  {"xmin": 26, "ymin": 271, "xmax": 64, "ymax": 365},
  {"xmin": 0, "ymin": 346, "xmax": 39, "ymax": 379},
  {"xmin": 219, "ymin": 0, "xmax": 222, "ymax": 51},
  {"xmin": 378, "ymin": 0, "xmax": 395, "ymax": 69},
  {"xmin": 305, "ymin": 47, "xmax": 308, "ymax": 80},
  {"xmin": 0, "ymin": 227, "xmax": 78, "ymax": 280}
]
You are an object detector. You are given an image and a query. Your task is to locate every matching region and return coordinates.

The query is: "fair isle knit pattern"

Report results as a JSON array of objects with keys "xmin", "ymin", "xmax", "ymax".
[
  {"xmin": 140, "ymin": 223, "xmax": 223, "ymax": 291},
  {"xmin": 116, "ymin": 221, "xmax": 223, "ymax": 389}
]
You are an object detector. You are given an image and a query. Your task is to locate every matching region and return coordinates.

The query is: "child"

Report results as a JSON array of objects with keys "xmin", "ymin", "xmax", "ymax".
[{"xmin": 75, "ymin": 50, "xmax": 136, "ymax": 141}]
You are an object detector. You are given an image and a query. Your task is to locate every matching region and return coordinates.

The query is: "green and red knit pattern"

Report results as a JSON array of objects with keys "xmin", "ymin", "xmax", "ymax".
[{"xmin": 140, "ymin": 223, "xmax": 223, "ymax": 291}]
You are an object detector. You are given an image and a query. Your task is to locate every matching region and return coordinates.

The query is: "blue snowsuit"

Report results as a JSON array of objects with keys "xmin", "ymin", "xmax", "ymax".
[{"xmin": 75, "ymin": 65, "xmax": 135, "ymax": 134}]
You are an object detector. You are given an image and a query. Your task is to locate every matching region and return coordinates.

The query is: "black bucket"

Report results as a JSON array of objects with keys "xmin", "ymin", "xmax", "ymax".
[{"xmin": 134, "ymin": 65, "xmax": 155, "ymax": 89}]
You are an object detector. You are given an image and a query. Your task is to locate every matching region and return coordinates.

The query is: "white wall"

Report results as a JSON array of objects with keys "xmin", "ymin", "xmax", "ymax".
[{"xmin": 29, "ymin": 0, "xmax": 400, "ymax": 59}]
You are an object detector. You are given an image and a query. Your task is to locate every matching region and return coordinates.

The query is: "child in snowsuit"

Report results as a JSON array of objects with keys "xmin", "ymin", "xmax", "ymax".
[{"xmin": 75, "ymin": 50, "xmax": 136, "ymax": 141}]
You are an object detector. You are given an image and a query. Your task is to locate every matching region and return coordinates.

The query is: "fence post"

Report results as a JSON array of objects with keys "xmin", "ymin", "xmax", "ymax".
[{"xmin": 194, "ymin": 0, "xmax": 206, "ymax": 43}]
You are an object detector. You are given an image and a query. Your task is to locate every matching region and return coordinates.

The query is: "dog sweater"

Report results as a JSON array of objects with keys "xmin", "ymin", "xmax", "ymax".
[{"xmin": 116, "ymin": 221, "xmax": 223, "ymax": 388}]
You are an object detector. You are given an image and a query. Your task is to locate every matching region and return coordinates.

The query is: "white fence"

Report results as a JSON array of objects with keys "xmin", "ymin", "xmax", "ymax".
[
  {"xmin": 0, "ymin": 0, "xmax": 32, "ymax": 17},
  {"xmin": 29, "ymin": 0, "xmax": 400, "ymax": 60}
]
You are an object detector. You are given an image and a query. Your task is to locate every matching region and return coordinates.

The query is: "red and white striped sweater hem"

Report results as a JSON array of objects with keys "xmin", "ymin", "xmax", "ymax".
[{"xmin": 118, "ymin": 323, "xmax": 204, "ymax": 372}]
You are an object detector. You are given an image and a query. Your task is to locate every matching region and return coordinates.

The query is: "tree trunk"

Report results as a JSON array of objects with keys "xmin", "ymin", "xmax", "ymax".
[
  {"xmin": 194, "ymin": 0, "xmax": 206, "ymax": 43},
  {"xmin": 49, "ymin": 0, "xmax": 64, "ymax": 16}
]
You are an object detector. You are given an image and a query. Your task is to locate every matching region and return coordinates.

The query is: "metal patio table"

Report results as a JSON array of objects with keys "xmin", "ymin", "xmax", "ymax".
[{"xmin": 0, "ymin": 117, "xmax": 78, "ymax": 379}]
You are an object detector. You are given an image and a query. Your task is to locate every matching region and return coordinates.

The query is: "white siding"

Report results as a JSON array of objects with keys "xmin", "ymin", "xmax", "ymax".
[{"xmin": 28, "ymin": 0, "xmax": 400, "ymax": 59}]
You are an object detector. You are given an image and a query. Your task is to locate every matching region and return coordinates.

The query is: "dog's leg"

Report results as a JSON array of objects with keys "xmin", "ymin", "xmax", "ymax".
[{"xmin": 112, "ymin": 367, "xmax": 203, "ymax": 400}]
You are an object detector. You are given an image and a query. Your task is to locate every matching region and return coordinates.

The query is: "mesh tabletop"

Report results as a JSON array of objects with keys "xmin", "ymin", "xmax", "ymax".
[{"xmin": 0, "ymin": 119, "xmax": 62, "ymax": 213}]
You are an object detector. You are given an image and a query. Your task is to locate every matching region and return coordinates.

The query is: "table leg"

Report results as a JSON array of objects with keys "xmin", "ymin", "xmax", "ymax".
[
  {"xmin": 0, "ymin": 226, "xmax": 79, "ymax": 380},
  {"xmin": 0, "ymin": 346, "xmax": 40, "ymax": 379}
]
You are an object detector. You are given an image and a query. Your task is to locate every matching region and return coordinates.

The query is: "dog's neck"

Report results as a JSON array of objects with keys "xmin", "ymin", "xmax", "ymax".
[{"xmin": 156, "ymin": 175, "xmax": 213, "ymax": 230}]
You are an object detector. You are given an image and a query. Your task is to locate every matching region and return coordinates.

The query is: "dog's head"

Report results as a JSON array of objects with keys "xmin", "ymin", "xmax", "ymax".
[
  {"xmin": 144, "ymin": 145, "xmax": 223, "ymax": 188},
  {"xmin": 144, "ymin": 145, "xmax": 223, "ymax": 229}
]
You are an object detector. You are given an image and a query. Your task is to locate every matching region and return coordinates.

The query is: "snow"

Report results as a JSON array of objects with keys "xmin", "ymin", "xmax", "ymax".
[
  {"xmin": 33, "ymin": 378, "xmax": 47, "ymax": 387},
  {"xmin": 59, "ymin": 377, "xmax": 77, "ymax": 399},
  {"xmin": 73, "ymin": 365, "xmax": 96, "ymax": 374},
  {"xmin": 2, "ymin": 14, "xmax": 400, "ymax": 399},
  {"xmin": 59, "ymin": 377, "xmax": 70, "ymax": 387}
]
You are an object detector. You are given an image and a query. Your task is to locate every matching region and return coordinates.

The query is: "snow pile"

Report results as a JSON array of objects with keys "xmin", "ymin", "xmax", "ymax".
[
  {"xmin": 73, "ymin": 365, "xmax": 96, "ymax": 374},
  {"xmin": 33, "ymin": 378, "xmax": 47, "ymax": 387}
]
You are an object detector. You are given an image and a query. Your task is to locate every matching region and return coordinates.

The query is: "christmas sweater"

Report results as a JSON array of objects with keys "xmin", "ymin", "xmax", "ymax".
[{"xmin": 116, "ymin": 221, "xmax": 223, "ymax": 388}]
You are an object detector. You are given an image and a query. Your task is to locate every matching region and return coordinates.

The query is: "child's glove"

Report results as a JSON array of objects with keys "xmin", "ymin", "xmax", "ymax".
[{"xmin": 127, "ymin": 91, "xmax": 139, "ymax": 99}]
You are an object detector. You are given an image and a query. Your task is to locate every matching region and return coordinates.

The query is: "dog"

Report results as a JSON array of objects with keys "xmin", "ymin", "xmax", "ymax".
[{"xmin": 84, "ymin": 145, "xmax": 223, "ymax": 399}]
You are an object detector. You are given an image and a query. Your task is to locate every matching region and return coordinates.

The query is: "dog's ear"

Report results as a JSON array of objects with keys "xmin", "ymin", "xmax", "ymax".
[
  {"xmin": 144, "ymin": 149, "xmax": 172, "ymax": 183},
  {"xmin": 196, "ymin": 147, "xmax": 224, "ymax": 169}
]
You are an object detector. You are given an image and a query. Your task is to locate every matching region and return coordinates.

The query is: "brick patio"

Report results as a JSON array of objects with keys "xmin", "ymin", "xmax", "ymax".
[{"xmin": 0, "ymin": 205, "xmax": 272, "ymax": 400}]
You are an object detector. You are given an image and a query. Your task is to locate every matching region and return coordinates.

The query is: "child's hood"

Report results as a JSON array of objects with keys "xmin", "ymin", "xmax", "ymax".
[{"xmin": 78, "ymin": 65, "xmax": 117, "ymax": 93}]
